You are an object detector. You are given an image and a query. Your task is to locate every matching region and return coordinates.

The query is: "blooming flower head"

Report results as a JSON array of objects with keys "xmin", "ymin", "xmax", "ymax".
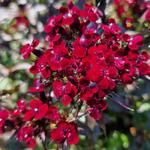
[
  {"xmin": 0, "ymin": 110, "xmax": 9, "ymax": 133},
  {"xmin": 51, "ymin": 121, "xmax": 79, "ymax": 145},
  {"xmin": 20, "ymin": 39, "xmax": 40, "ymax": 59},
  {"xmin": 24, "ymin": 99, "xmax": 48, "ymax": 121},
  {"xmin": 17, "ymin": 126, "xmax": 36, "ymax": 148}
]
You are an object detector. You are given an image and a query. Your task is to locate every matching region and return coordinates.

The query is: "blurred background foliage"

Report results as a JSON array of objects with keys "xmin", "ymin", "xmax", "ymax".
[{"xmin": 0, "ymin": 0, "xmax": 150, "ymax": 150}]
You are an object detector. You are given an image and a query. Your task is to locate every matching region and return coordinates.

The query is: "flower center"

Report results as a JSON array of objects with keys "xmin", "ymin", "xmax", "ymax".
[{"xmin": 34, "ymin": 108, "xmax": 38, "ymax": 112}]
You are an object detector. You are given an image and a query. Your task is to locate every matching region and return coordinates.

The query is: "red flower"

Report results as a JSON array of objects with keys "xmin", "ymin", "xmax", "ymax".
[
  {"xmin": 0, "ymin": 110, "xmax": 9, "ymax": 132},
  {"xmin": 80, "ymin": 83, "xmax": 99, "ymax": 101},
  {"xmin": 145, "ymin": 9, "xmax": 150, "ymax": 22},
  {"xmin": 30, "ymin": 53, "xmax": 51, "ymax": 79},
  {"xmin": 89, "ymin": 106, "xmax": 102, "ymax": 120},
  {"xmin": 53, "ymin": 80, "xmax": 77, "ymax": 105},
  {"xmin": 12, "ymin": 16, "xmax": 30, "ymax": 28},
  {"xmin": 24, "ymin": 100, "xmax": 48, "ymax": 121},
  {"xmin": 88, "ymin": 45, "xmax": 106, "ymax": 56},
  {"xmin": 44, "ymin": 15, "xmax": 62, "ymax": 33},
  {"xmin": 82, "ymin": 4, "xmax": 103, "ymax": 22},
  {"xmin": 17, "ymin": 126, "xmax": 36, "ymax": 148},
  {"xmin": 52, "ymin": 80, "xmax": 63, "ymax": 98},
  {"xmin": 128, "ymin": 35, "xmax": 143, "ymax": 51},
  {"xmin": 25, "ymin": 137, "xmax": 36, "ymax": 148},
  {"xmin": 86, "ymin": 64, "xmax": 102, "ymax": 82},
  {"xmin": 138, "ymin": 62, "xmax": 150, "ymax": 76},
  {"xmin": 46, "ymin": 106, "xmax": 60, "ymax": 122},
  {"xmin": 114, "ymin": 57, "xmax": 125, "ymax": 70},
  {"xmin": 99, "ymin": 77, "xmax": 110, "ymax": 90},
  {"xmin": 109, "ymin": 23, "xmax": 122, "ymax": 34},
  {"xmin": 87, "ymin": 99, "xmax": 108, "ymax": 120},
  {"xmin": 64, "ymin": 82, "xmax": 77, "ymax": 97},
  {"xmin": 73, "ymin": 45, "xmax": 86, "ymax": 58},
  {"xmin": 61, "ymin": 94, "xmax": 72, "ymax": 106},
  {"xmin": 47, "ymin": 51, "xmax": 71, "ymax": 71},
  {"xmin": 121, "ymin": 74, "xmax": 133, "ymax": 84},
  {"xmin": 140, "ymin": 51, "xmax": 149, "ymax": 61},
  {"xmin": 13, "ymin": 99, "xmax": 26, "ymax": 116},
  {"xmin": 108, "ymin": 66, "xmax": 118, "ymax": 78},
  {"xmin": 51, "ymin": 121, "xmax": 79, "ymax": 145},
  {"xmin": 28, "ymin": 78, "xmax": 44, "ymax": 93},
  {"xmin": 62, "ymin": 12, "xmax": 74, "ymax": 25},
  {"xmin": 20, "ymin": 39, "xmax": 40, "ymax": 59}
]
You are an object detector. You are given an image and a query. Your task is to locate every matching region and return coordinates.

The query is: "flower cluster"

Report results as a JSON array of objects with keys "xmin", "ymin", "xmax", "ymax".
[
  {"xmin": 114, "ymin": 0, "xmax": 150, "ymax": 30},
  {"xmin": 0, "ymin": 3, "xmax": 150, "ymax": 148}
]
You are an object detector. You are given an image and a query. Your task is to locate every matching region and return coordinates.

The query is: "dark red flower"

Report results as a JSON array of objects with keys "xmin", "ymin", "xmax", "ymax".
[
  {"xmin": 88, "ymin": 106, "xmax": 102, "ymax": 120},
  {"xmin": 73, "ymin": 38, "xmax": 87, "ymax": 57},
  {"xmin": 20, "ymin": 39, "xmax": 40, "ymax": 59},
  {"xmin": 52, "ymin": 80, "xmax": 63, "ymax": 98},
  {"xmin": 44, "ymin": 14, "xmax": 62, "ymax": 33},
  {"xmin": 121, "ymin": 74, "xmax": 133, "ymax": 84},
  {"xmin": 46, "ymin": 106, "xmax": 60, "ymax": 122},
  {"xmin": 64, "ymin": 82, "xmax": 77, "ymax": 97},
  {"xmin": 28, "ymin": 78, "xmax": 44, "ymax": 93},
  {"xmin": 138, "ymin": 62, "xmax": 150, "ymax": 76},
  {"xmin": 62, "ymin": 12, "xmax": 74, "ymax": 25},
  {"xmin": 13, "ymin": 16, "xmax": 30, "ymax": 28},
  {"xmin": 108, "ymin": 66, "xmax": 118, "ymax": 78},
  {"xmin": 86, "ymin": 64, "xmax": 102, "ymax": 82},
  {"xmin": 24, "ymin": 100, "xmax": 48, "ymax": 121},
  {"xmin": 17, "ymin": 126, "xmax": 36, "ymax": 148},
  {"xmin": 13, "ymin": 99, "xmax": 26, "ymax": 116},
  {"xmin": 0, "ymin": 110, "xmax": 9, "ymax": 132},
  {"xmin": 25, "ymin": 137, "xmax": 36, "ymax": 148},
  {"xmin": 61, "ymin": 94, "xmax": 72, "ymax": 106},
  {"xmin": 73, "ymin": 45, "xmax": 86, "ymax": 58},
  {"xmin": 80, "ymin": 83, "xmax": 99, "ymax": 101},
  {"xmin": 145, "ymin": 9, "xmax": 150, "ymax": 22},
  {"xmin": 82, "ymin": 4, "xmax": 103, "ymax": 22},
  {"xmin": 88, "ymin": 45, "xmax": 107, "ymax": 56},
  {"xmin": 109, "ymin": 23, "xmax": 122, "ymax": 34},
  {"xmin": 51, "ymin": 121, "xmax": 79, "ymax": 145},
  {"xmin": 54, "ymin": 41, "xmax": 68, "ymax": 56},
  {"xmin": 47, "ymin": 46, "xmax": 70, "ymax": 71},
  {"xmin": 114, "ymin": 57, "xmax": 125, "ymax": 70},
  {"xmin": 52, "ymin": 80, "xmax": 77, "ymax": 103},
  {"xmin": 30, "ymin": 50, "xmax": 51, "ymax": 79},
  {"xmin": 140, "ymin": 51, "xmax": 149, "ymax": 61},
  {"xmin": 87, "ymin": 99, "xmax": 108, "ymax": 120},
  {"xmin": 99, "ymin": 77, "xmax": 110, "ymax": 90},
  {"xmin": 128, "ymin": 35, "xmax": 143, "ymax": 51}
]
